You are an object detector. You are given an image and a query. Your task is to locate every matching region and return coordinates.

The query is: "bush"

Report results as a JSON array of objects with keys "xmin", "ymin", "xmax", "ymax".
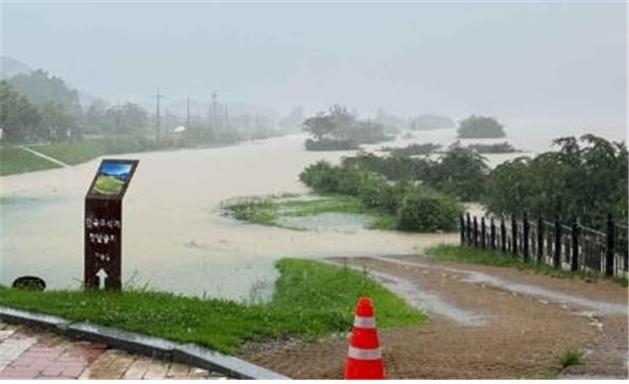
[
  {"xmin": 305, "ymin": 138, "xmax": 359, "ymax": 151},
  {"xmin": 396, "ymin": 189, "xmax": 462, "ymax": 232},
  {"xmin": 457, "ymin": 115, "xmax": 506, "ymax": 139},
  {"xmin": 300, "ymin": 160, "xmax": 463, "ymax": 232}
]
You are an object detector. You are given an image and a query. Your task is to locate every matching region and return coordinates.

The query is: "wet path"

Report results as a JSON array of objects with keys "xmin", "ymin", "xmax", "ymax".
[
  {"xmin": 0, "ymin": 322, "xmax": 225, "ymax": 380},
  {"xmin": 244, "ymin": 255, "xmax": 628, "ymax": 379}
]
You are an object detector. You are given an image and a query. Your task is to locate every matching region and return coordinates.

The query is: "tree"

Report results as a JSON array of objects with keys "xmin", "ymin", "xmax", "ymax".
[
  {"xmin": 457, "ymin": 115, "xmax": 506, "ymax": 138},
  {"xmin": 120, "ymin": 103, "xmax": 148, "ymax": 133},
  {"xmin": 0, "ymin": 81, "xmax": 41, "ymax": 142},
  {"xmin": 427, "ymin": 145, "xmax": 489, "ymax": 201},
  {"xmin": 82, "ymin": 100, "xmax": 112, "ymax": 134},
  {"xmin": 484, "ymin": 135, "xmax": 628, "ymax": 228},
  {"xmin": 303, "ymin": 112, "xmax": 334, "ymax": 140},
  {"xmin": 278, "ymin": 106, "xmax": 304, "ymax": 132},
  {"xmin": 104, "ymin": 103, "xmax": 148, "ymax": 134},
  {"xmin": 328, "ymin": 104, "xmax": 356, "ymax": 140},
  {"xmin": 39, "ymin": 102, "xmax": 78, "ymax": 142},
  {"xmin": 9, "ymin": 70, "xmax": 80, "ymax": 114},
  {"xmin": 411, "ymin": 114, "xmax": 455, "ymax": 130}
]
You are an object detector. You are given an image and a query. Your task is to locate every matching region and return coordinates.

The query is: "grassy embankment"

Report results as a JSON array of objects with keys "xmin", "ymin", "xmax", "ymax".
[
  {"xmin": 1, "ymin": 139, "xmax": 147, "ymax": 176},
  {"xmin": 426, "ymin": 244, "xmax": 628, "ymax": 286},
  {"xmin": 223, "ymin": 195, "xmax": 397, "ymax": 231},
  {"xmin": 0, "ymin": 259, "xmax": 426, "ymax": 354},
  {"xmin": 0, "ymin": 147, "xmax": 61, "ymax": 176},
  {"xmin": 1, "ymin": 135, "xmax": 244, "ymax": 177}
]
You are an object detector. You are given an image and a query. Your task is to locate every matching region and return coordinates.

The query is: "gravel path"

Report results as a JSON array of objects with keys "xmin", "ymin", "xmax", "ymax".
[{"xmin": 242, "ymin": 255, "xmax": 628, "ymax": 379}]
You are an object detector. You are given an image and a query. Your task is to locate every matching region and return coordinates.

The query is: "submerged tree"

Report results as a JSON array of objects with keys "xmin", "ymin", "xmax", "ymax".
[{"xmin": 457, "ymin": 115, "xmax": 506, "ymax": 138}]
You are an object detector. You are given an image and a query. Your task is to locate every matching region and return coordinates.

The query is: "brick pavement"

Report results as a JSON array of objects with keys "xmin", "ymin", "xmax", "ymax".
[{"xmin": 0, "ymin": 322, "xmax": 227, "ymax": 380}]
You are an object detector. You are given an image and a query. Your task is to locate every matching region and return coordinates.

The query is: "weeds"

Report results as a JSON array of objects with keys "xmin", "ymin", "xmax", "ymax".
[{"xmin": 560, "ymin": 348, "xmax": 583, "ymax": 368}]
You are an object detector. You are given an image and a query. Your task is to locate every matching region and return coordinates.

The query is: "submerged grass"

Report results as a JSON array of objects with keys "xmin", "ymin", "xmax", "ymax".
[
  {"xmin": 0, "ymin": 259, "xmax": 426, "ymax": 354},
  {"xmin": 223, "ymin": 194, "xmax": 397, "ymax": 231},
  {"xmin": 426, "ymin": 245, "xmax": 628, "ymax": 286}
]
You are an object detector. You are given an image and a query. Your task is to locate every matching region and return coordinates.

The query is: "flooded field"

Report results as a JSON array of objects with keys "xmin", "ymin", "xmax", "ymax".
[{"xmin": 0, "ymin": 129, "xmax": 597, "ymax": 300}]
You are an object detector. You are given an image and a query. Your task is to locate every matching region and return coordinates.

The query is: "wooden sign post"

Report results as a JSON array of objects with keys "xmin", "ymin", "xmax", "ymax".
[{"xmin": 84, "ymin": 159, "xmax": 138, "ymax": 290}]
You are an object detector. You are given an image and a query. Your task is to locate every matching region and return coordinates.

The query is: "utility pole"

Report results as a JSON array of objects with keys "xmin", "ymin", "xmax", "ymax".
[
  {"xmin": 115, "ymin": 103, "xmax": 121, "ymax": 133},
  {"xmin": 224, "ymin": 104, "xmax": 228, "ymax": 130},
  {"xmin": 186, "ymin": 94, "xmax": 191, "ymax": 129},
  {"xmin": 154, "ymin": 90, "xmax": 162, "ymax": 142},
  {"xmin": 212, "ymin": 91, "xmax": 218, "ymax": 132}
]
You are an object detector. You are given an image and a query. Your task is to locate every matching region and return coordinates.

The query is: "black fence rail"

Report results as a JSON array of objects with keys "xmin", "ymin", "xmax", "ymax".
[{"xmin": 460, "ymin": 212, "xmax": 628, "ymax": 277}]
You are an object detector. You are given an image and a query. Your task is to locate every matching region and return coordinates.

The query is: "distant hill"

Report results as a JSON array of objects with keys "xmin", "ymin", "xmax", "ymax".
[
  {"xmin": 2, "ymin": 55, "xmax": 99, "ymax": 106},
  {"xmin": 1, "ymin": 56, "xmax": 32, "ymax": 79}
]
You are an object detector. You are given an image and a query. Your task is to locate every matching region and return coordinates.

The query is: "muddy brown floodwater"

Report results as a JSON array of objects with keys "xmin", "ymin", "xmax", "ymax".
[{"xmin": 0, "ymin": 130, "xmax": 596, "ymax": 300}]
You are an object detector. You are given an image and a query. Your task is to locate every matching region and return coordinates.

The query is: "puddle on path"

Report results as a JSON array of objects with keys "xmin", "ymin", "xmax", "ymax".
[
  {"xmin": 372, "ymin": 256, "xmax": 628, "ymax": 316},
  {"xmin": 322, "ymin": 259, "xmax": 487, "ymax": 326}
]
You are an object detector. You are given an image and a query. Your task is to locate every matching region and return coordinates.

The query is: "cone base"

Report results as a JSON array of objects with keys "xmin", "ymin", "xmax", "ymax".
[{"xmin": 344, "ymin": 357, "xmax": 385, "ymax": 380}]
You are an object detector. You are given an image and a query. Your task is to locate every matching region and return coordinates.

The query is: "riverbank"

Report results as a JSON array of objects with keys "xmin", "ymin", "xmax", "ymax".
[
  {"xmin": 0, "ymin": 135, "xmax": 252, "ymax": 177},
  {"xmin": 0, "ymin": 259, "xmax": 426, "ymax": 354}
]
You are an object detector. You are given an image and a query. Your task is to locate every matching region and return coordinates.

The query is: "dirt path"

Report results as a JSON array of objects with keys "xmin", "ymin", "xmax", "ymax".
[{"xmin": 242, "ymin": 255, "xmax": 628, "ymax": 379}]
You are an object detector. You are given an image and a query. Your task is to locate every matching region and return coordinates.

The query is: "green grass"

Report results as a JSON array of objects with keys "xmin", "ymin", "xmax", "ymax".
[
  {"xmin": 425, "ymin": 245, "xmax": 628, "ymax": 286},
  {"xmin": 223, "ymin": 194, "xmax": 397, "ymax": 231},
  {"xmin": 91, "ymin": 175, "xmax": 125, "ymax": 195},
  {"xmin": 560, "ymin": 348, "xmax": 583, "ymax": 368},
  {"xmin": 0, "ymin": 259, "xmax": 426, "ymax": 354},
  {"xmin": 2, "ymin": 135, "xmax": 244, "ymax": 177},
  {"xmin": 29, "ymin": 140, "xmax": 113, "ymax": 165},
  {"xmin": 0, "ymin": 147, "xmax": 61, "ymax": 176}
]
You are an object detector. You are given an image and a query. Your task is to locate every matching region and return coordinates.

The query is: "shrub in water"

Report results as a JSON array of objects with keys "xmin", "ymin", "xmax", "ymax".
[{"xmin": 396, "ymin": 189, "xmax": 462, "ymax": 232}]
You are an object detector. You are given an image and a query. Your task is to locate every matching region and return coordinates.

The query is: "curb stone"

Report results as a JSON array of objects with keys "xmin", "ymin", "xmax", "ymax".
[
  {"xmin": 65, "ymin": 322, "xmax": 177, "ymax": 360},
  {"xmin": 0, "ymin": 306, "xmax": 291, "ymax": 380},
  {"xmin": 0, "ymin": 306, "xmax": 70, "ymax": 331},
  {"xmin": 174, "ymin": 343, "xmax": 290, "ymax": 380}
]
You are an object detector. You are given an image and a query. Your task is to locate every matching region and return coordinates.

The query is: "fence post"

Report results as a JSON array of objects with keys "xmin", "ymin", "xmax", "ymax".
[
  {"xmin": 501, "ymin": 216, "xmax": 506, "ymax": 253},
  {"xmin": 466, "ymin": 213, "xmax": 472, "ymax": 246},
  {"xmin": 523, "ymin": 211, "xmax": 530, "ymax": 262},
  {"xmin": 511, "ymin": 215, "xmax": 518, "ymax": 256},
  {"xmin": 490, "ymin": 218, "xmax": 496, "ymax": 250},
  {"xmin": 481, "ymin": 217, "xmax": 486, "ymax": 249},
  {"xmin": 571, "ymin": 220, "xmax": 579, "ymax": 272},
  {"xmin": 537, "ymin": 216, "xmax": 544, "ymax": 264},
  {"xmin": 554, "ymin": 218, "xmax": 561, "ymax": 269},
  {"xmin": 606, "ymin": 213, "xmax": 615, "ymax": 277},
  {"xmin": 473, "ymin": 216, "xmax": 479, "ymax": 247},
  {"xmin": 460, "ymin": 214, "xmax": 465, "ymax": 246}
]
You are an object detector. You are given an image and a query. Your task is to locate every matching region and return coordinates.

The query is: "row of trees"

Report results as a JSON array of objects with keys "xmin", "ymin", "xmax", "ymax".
[
  {"xmin": 0, "ymin": 71, "xmax": 151, "ymax": 143},
  {"xmin": 303, "ymin": 105, "xmax": 391, "ymax": 150},
  {"xmin": 343, "ymin": 145, "xmax": 488, "ymax": 202},
  {"xmin": 484, "ymin": 135, "xmax": 627, "ymax": 229},
  {"xmin": 1, "ymin": 70, "xmax": 288, "ymax": 145},
  {"xmin": 0, "ymin": 81, "xmax": 79, "ymax": 142},
  {"xmin": 335, "ymin": 134, "xmax": 627, "ymax": 230}
]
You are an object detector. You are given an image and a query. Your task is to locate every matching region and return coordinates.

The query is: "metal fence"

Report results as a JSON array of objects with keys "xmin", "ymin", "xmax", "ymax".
[{"xmin": 460, "ymin": 212, "xmax": 628, "ymax": 277}]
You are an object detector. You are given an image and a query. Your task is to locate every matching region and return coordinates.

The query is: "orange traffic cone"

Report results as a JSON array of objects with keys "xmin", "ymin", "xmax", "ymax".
[{"xmin": 344, "ymin": 297, "xmax": 385, "ymax": 380}]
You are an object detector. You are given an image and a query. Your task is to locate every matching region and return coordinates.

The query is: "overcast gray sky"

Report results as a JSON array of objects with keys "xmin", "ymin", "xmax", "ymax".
[{"xmin": 2, "ymin": 1, "xmax": 627, "ymax": 130}]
